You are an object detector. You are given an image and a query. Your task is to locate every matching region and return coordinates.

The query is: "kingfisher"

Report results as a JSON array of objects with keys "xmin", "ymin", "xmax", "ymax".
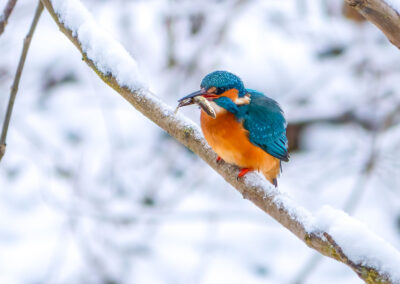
[{"xmin": 178, "ymin": 71, "xmax": 289, "ymax": 187}]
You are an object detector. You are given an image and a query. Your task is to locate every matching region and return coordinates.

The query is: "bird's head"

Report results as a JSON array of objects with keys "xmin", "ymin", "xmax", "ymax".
[
  {"xmin": 178, "ymin": 71, "xmax": 250, "ymax": 112},
  {"xmin": 200, "ymin": 70, "xmax": 246, "ymax": 99}
]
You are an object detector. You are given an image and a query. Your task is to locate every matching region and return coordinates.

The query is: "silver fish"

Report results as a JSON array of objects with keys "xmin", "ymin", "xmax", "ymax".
[{"xmin": 174, "ymin": 96, "xmax": 216, "ymax": 119}]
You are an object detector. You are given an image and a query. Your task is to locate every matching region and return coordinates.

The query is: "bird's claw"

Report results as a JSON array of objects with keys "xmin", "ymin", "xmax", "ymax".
[
  {"xmin": 216, "ymin": 156, "xmax": 223, "ymax": 164},
  {"xmin": 236, "ymin": 168, "xmax": 251, "ymax": 181}
]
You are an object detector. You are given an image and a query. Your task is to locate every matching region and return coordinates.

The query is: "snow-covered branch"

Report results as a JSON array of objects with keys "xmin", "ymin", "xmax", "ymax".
[
  {"xmin": 40, "ymin": 0, "xmax": 400, "ymax": 283},
  {"xmin": 346, "ymin": 0, "xmax": 400, "ymax": 49}
]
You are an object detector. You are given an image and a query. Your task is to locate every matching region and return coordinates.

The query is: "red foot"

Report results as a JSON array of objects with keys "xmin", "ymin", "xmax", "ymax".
[
  {"xmin": 237, "ymin": 168, "xmax": 252, "ymax": 179},
  {"xmin": 216, "ymin": 156, "xmax": 223, "ymax": 163}
]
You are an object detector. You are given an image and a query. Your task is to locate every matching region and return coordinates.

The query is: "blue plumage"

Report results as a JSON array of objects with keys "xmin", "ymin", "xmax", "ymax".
[
  {"xmin": 179, "ymin": 70, "xmax": 289, "ymax": 185},
  {"xmin": 209, "ymin": 76, "xmax": 289, "ymax": 162},
  {"xmin": 201, "ymin": 71, "xmax": 246, "ymax": 97},
  {"xmin": 239, "ymin": 90, "xmax": 289, "ymax": 161},
  {"xmin": 214, "ymin": 96, "xmax": 240, "ymax": 114}
]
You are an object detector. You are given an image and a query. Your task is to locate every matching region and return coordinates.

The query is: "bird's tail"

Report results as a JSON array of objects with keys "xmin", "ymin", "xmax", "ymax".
[
  {"xmin": 263, "ymin": 174, "xmax": 278, "ymax": 187},
  {"xmin": 262, "ymin": 160, "xmax": 280, "ymax": 187}
]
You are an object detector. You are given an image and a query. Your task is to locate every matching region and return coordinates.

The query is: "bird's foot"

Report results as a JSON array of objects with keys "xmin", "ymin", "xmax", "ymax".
[
  {"xmin": 216, "ymin": 156, "xmax": 223, "ymax": 164},
  {"xmin": 237, "ymin": 168, "xmax": 252, "ymax": 180}
]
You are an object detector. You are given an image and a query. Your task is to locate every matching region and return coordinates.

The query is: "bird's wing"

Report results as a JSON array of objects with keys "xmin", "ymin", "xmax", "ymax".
[{"xmin": 239, "ymin": 90, "xmax": 289, "ymax": 161}]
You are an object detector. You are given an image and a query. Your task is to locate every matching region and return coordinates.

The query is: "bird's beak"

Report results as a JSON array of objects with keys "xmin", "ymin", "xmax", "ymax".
[
  {"xmin": 176, "ymin": 88, "xmax": 217, "ymax": 118},
  {"xmin": 178, "ymin": 88, "xmax": 219, "ymax": 104},
  {"xmin": 178, "ymin": 88, "xmax": 208, "ymax": 105}
]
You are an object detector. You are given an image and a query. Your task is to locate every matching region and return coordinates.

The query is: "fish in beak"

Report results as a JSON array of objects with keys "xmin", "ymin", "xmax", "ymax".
[{"xmin": 175, "ymin": 88, "xmax": 216, "ymax": 118}]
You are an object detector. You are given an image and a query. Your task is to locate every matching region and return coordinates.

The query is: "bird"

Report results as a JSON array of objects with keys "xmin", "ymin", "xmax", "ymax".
[{"xmin": 178, "ymin": 70, "xmax": 289, "ymax": 187}]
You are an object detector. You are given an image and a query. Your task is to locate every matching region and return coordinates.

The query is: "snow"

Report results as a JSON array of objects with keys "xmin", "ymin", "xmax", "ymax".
[
  {"xmin": 273, "ymin": 193, "xmax": 316, "ymax": 233},
  {"xmin": 50, "ymin": 0, "xmax": 147, "ymax": 92},
  {"xmin": 385, "ymin": 0, "xmax": 400, "ymax": 13},
  {"xmin": 243, "ymin": 173, "xmax": 316, "ymax": 232},
  {"xmin": 316, "ymin": 206, "xmax": 400, "ymax": 282},
  {"xmin": 44, "ymin": 1, "xmax": 400, "ymax": 282},
  {"xmin": 2, "ymin": 0, "xmax": 400, "ymax": 283},
  {"xmin": 245, "ymin": 173, "xmax": 400, "ymax": 282}
]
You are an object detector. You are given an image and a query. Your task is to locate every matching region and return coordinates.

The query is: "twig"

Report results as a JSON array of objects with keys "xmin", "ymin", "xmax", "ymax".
[
  {"xmin": 291, "ymin": 254, "xmax": 323, "ymax": 284},
  {"xmin": 343, "ymin": 1, "xmax": 365, "ymax": 22},
  {"xmin": 39, "ymin": 0, "xmax": 399, "ymax": 282},
  {"xmin": 289, "ymin": 109, "xmax": 378, "ymax": 132},
  {"xmin": 184, "ymin": 0, "xmax": 248, "ymax": 75},
  {"xmin": 0, "ymin": 0, "xmax": 18, "ymax": 35},
  {"xmin": 0, "ymin": 1, "xmax": 43, "ymax": 162},
  {"xmin": 346, "ymin": 0, "xmax": 400, "ymax": 49}
]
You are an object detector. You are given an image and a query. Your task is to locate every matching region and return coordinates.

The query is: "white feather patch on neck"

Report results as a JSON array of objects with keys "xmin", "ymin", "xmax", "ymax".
[
  {"xmin": 235, "ymin": 94, "xmax": 251, "ymax": 105},
  {"xmin": 209, "ymin": 101, "xmax": 227, "ymax": 115}
]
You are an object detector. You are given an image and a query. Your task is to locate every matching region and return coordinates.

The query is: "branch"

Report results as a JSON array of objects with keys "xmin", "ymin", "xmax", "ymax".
[
  {"xmin": 287, "ymin": 109, "xmax": 379, "ymax": 151},
  {"xmin": 343, "ymin": 1, "xmax": 366, "ymax": 22},
  {"xmin": 346, "ymin": 0, "xmax": 400, "ymax": 49},
  {"xmin": 0, "ymin": 1, "xmax": 43, "ymax": 162},
  {"xmin": 39, "ymin": 0, "xmax": 400, "ymax": 283},
  {"xmin": 0, "ymin": 0, "xmax": 18, "ymax": 35}
]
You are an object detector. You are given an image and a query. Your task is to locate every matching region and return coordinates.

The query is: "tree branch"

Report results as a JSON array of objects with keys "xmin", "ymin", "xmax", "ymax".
[
  {"xmin": 346, "ymin": 0, "xmax": 400, "ymax": 49},
  {"xmin": 0, "ymin": 0, "xmax": 18, "ymax": 36},
  {"xmin": 38, "ymin": 0, "xmax": 400, "ymax": 283},
  {"xmin": 0, "ymin": 1, "xmax": 43, "ymax": 162}
]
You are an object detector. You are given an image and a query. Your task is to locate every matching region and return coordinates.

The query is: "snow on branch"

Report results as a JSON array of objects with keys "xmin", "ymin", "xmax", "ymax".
[
  {"xmin": 40, "ymin": 0, "xmax": 400, "ymax": 283},
  {"xmin": 346, "ymin": 0, "xmax": 400, "ymax": 49}
]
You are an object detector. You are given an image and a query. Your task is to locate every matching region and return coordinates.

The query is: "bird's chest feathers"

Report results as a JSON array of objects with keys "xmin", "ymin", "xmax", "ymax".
[{"xmin": 200, "ymin": 109, "xmax": 249, "ymax": 164}]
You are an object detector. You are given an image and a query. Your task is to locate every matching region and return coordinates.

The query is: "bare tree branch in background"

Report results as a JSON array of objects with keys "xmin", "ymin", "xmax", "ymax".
[
  {"xmin": 343, "ymin": 1, "xmax": 365, "ymax": 22},
  {"xmin": 36, "ymin": 0, "xmax": 400, "ymax": 283},
  {"xmin": 184, "ymin": 0, "xmax": 248, "ymax": 76},
  {"xmin": 0, "ymin": 0, "xmax": 18, "ymax": 35},
  {"xmin": 287, "ymin": 109, "xmax": 378, "ymax": 151},
  {"xmin": 0, "ymin": 1, "xmax": 43, "ymax": 161},
  {"xmin": 346, "ymin": 0, "xmax": 400, "ymax": 49}
]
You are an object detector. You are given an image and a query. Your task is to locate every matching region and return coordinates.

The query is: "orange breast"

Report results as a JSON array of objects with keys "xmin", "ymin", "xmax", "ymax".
[{"xmin": 200, "ymin": 109, "xmax": 278, "ymax": 175}]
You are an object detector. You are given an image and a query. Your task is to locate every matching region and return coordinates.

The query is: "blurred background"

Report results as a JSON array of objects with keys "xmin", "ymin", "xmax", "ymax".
[{"xmin": 1, "ymin": 0, "xmax": 400, "ymax": 283}]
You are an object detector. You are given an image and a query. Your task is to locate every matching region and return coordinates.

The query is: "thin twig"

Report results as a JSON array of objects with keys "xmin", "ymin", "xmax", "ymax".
[
  {"xmin": 184, "ymin": 0, "xmax": 248, "ymax": 75},
  {"xmin": 0, "ymin": 0, "xmax": 18, "ymax": 35},
  {"xmin": 292, "ymin": 254, "xmax": 323, "ymax": 284},
  {"xmin": 0, "ymin": 1, "xmax": 43, "ymax": 161}
]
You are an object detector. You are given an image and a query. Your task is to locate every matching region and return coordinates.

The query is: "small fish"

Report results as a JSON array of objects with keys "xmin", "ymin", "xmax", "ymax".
[{"xmin": 174, "ymin": 96, "xmax": 216, "ymax": 118}]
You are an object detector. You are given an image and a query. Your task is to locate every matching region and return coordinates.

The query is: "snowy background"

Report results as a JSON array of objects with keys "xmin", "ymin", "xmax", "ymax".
[{"xmin": 1, "ymin": 0, "xmax": 400, "ymax": 283}]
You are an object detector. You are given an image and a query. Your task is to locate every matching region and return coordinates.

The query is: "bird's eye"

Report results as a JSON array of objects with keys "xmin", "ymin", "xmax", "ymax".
[{"xmin": 215, "ymin": 87, "xmax": 225, "ymax": 95}]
